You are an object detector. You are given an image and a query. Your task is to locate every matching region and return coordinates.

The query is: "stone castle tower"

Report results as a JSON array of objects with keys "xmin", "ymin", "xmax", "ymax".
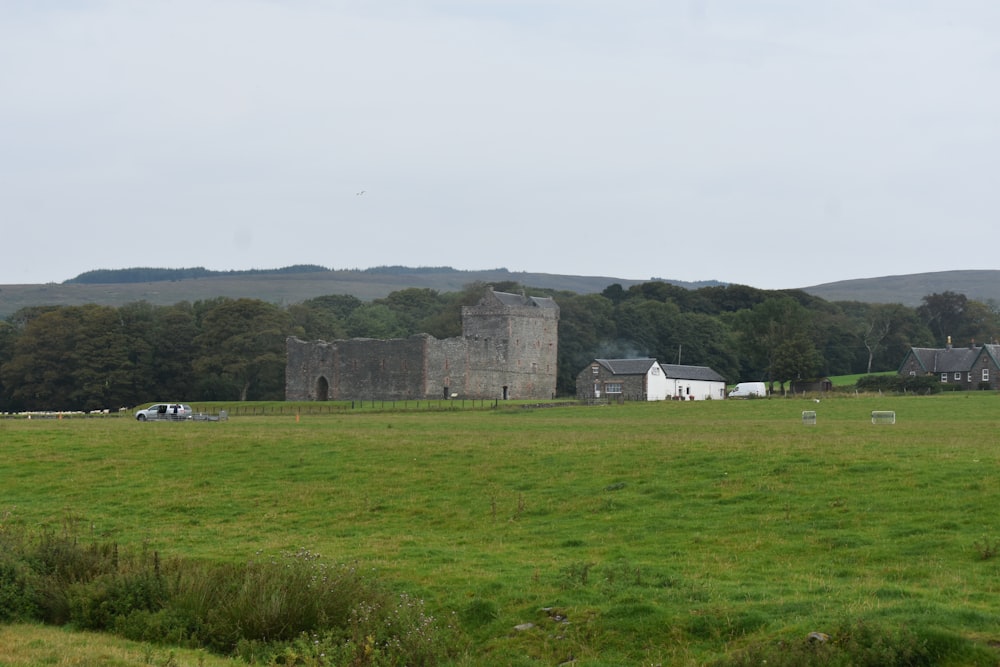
[{"xmin": 285, "ymin": 288, "xmax": 559, "ymax": 401}]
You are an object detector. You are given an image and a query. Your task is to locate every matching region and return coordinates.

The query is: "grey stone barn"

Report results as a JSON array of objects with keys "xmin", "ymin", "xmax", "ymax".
[
  {"xmin": 576, "ymin": 358, "xmax": 727, "ymax": 401},
  {"xmin": 286, "ymin": 288, "xmax": 559, "ymax": 401},
  {"xmin": 898, "ymin": 337, "xmax": 1000, "ymax": 390}
]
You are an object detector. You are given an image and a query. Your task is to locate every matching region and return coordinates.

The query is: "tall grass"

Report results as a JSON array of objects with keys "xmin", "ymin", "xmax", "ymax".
[
  {"xmin": 0, "ymin": 530, "xmax": 454, "ymax": 665},
  {"xmin": 3, "ymin": 394, "xmax": 1000, "ymax": 664}
]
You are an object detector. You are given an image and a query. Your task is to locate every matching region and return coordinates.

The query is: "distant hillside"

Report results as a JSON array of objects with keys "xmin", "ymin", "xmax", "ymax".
[
  {"xmin": 799, "ymin": 270, "xmax": 1000, "ymax": 307},
  {"xmin": 0, "ymin": 266, "xmax": 716, "ymax": 319},
  {"xmin": 3, "ymin": 267, "xmax": 997, "ymax": 319},
  {"xmin": 65, "ymin": 265, "xmax": 330, "ymax": 284}
]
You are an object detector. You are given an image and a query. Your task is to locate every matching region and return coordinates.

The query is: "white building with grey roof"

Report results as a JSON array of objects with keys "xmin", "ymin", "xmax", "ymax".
[{"xmin": 577, "ymin": 358, "xmax": 726, "ymax": 401}]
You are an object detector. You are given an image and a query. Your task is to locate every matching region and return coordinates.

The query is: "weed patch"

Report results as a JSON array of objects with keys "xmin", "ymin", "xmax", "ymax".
[
  {"xmin": 0, "ymin": 531, "xmax": 455, "ymax": 664},
  {"xmin": 717, "ymin": 618, "xmax": 997, "ymax": 666}
]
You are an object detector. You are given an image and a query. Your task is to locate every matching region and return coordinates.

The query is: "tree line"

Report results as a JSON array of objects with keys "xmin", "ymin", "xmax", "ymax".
[
  {"xmin": 0, "ymin": 281, "xmax": 994, "ymax": 412},
  {"xmin": 65, "ymin": 264, "xmax": 331, "ymax": 284},
  {"xmin": 63, "ymin": 264, "xmax": 474, "ymax": 285}
]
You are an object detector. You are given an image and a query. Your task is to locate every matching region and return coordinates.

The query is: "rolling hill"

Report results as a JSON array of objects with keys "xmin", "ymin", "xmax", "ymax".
[
  {"xmin": 0, "ymin": 267, "xmax": 662, "ymax": 319},
  {"xmin": 797, "ymin": 270, "xmax": 1000, "ymax": 307},
  {"xmin": 1, "ymin": 267, "xmax": 997, "ymax": 319}
]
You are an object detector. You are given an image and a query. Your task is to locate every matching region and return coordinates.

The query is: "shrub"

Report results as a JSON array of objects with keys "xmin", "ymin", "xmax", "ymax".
[
  {"xmin": 855, "ymin": 374, "xmax": 942, "ymax": 395},
  {"xmin": 0, "ymin": 530, "xmax": 456, "ymax": 664},
  {"xmin": 194, "ymin": 550, "xmax": 372, "ymax": 652},
  {"xmin": 0, "ymin": 558, "xmax": 40, "ymax": 622}
]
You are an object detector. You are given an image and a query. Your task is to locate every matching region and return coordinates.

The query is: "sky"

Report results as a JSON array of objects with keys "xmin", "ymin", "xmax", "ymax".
[{"xmin": 2, "ymin": 1, "xmax": 998, "ymax": 290}]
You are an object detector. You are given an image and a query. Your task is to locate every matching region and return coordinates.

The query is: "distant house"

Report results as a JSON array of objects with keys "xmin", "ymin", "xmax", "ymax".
[
  {"xmin": 898, "ymin": 336, "xmax": 1000, "ymax": 390},
  {"xmin": 576, "ymin": 358, "xmax": 727, "ymax": 401}
]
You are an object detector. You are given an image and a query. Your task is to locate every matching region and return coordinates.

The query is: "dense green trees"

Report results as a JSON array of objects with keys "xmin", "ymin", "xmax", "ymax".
[
  {"xmin": 192, "ymin": 299, "xmax": 291, "ymax": 401},
  {"xmin": 0, "ymin": 282, "xmax": 993, "ymax": 411},
  {"xmin": 917, "ymin": 291, "xmax": 1000, "ymax": 347},
  {"xmin": 556, "ymin": 293, "xmax": 618, "ymax": 391}
]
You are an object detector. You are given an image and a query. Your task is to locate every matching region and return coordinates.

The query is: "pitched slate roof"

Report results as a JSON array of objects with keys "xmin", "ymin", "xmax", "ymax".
[
  {"xmin": 659, "ymin": 363, "xmax": 726, "ymax": 382},
  {"xmin": 490, "ymin": 290, "xmax": 559, "ymax": 310},
  {"xmin": 984, "ymin": 345, "xmax": 1000, "ymax": 366},
  {"xmin": 592, "ymin": 358, "xmax": 725, "ymax": 381},
  {"xmin": 905, "ymin": 344, "xmax": 1000, "ymax": 373},
  {"xmin": 593, "ymin": 358, "xmax": 658, "ymax": 375}
]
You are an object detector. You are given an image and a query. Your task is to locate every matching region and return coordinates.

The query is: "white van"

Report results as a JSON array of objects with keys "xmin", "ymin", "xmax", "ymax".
[{"xmin": 728, "ymin": 382, "xmax": 767, "ymax": 398}]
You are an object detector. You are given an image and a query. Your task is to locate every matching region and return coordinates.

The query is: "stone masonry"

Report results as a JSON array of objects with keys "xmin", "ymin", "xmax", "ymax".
[{"xmin": 286, "ymin": 288, "xmax": 559, "ymax": 401}]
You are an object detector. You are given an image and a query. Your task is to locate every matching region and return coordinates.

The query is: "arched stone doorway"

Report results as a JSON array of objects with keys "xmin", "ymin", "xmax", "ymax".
[{"xmin": 315, "ymin": 376, "xmax": 330, "ymax": 401}]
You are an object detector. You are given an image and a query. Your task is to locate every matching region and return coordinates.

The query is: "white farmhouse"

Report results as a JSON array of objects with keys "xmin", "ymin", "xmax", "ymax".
[{"xmin": 576, "ymin": 358, "xmax": 727, "ymax": 401}]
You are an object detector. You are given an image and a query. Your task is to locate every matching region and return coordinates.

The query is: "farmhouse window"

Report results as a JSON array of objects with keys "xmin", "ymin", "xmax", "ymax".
[
  {"xmin": 605, "ymin": 383, "xmax": 623, "ymax": 394},
  {"xmin": 592, "ymin": 365, "xmax": 599, "ymax": 374},
  {"xmin": 941, "ymin": 373, "xmax": 947, "ymax": 382},
  {"xmin": 983, "ymin": 368, "xmax": 990, "ymax": 382},
  {"xmin": 955, "ymin": 372, "xmax": 962, "ymax": 380},
  {"xmin": 909, "ymin": 371, "xmax": 916, "ymax": 376}
]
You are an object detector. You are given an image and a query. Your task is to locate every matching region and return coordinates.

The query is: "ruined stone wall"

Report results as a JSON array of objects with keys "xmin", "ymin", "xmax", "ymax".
[
  {"xmin": 286, "ymin": 335, "xmax": 431, "ymax": 401},
  {"xmin": 423, "ymin": 335, "xmax": 474, "ymax": 399},
  {"xmin": 286, "ymin": 337, "xmax": 334, "ymax": 401},
  {"xmin": 286, "ymin": 290, "xmax": 559, "ymax": 401},
  {"xmin": 330, "ymin": 336, "xmax": 429, "ymax": 400}
]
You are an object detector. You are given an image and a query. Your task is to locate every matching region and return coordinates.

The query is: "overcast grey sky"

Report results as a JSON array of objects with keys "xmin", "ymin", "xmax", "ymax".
[{"xmin": 2, "ymin": 1, "xmax": 998, "ymax": 290}]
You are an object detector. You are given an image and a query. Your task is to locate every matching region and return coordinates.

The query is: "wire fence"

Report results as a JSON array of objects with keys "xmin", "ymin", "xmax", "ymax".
[
  {"xmin": 2, "ymin": 398, "xmax": 604, "ymax": 419},
  {"xmin": 212, "ymin": 399, "xmax": 504, "ymax": 416}
]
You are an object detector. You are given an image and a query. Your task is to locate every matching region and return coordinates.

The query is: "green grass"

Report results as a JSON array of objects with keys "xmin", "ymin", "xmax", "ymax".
[
  {"xmin": 3, "ymin": 394, "xmax": 1000, "ymax": 665},
  {"xmin": 0, "ymin": 624, "xmax": 236, "ymax": 667}
]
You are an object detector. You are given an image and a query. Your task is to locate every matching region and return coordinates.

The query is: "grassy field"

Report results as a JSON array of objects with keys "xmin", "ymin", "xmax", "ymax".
[{"xmin": 2, "ymin": 394, "xmax": 1000, "ymax": 665}]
